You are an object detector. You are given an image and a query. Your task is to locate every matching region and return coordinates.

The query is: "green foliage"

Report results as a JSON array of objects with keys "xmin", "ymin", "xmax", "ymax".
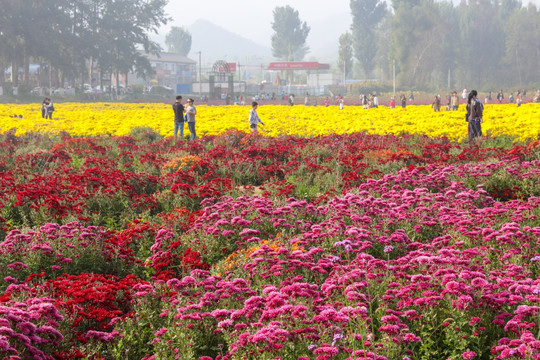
[
  {"xmin": 271, "ymin": 5, "xmax": 310, "ymax": 61},
  {"xmin": 0, "ymin": 0, "xmax": 168, "ymax": 86},
  {"xmin": 128, "ymin": 126, "xmax": 163, "ymax": 144},
  {"xmin": 348, "ymin": 80, "xmax": 394, "ymax": 95},
  {"xmin": 165, "ymin": 26, "xmax": 192, "ymax": 56},
  {"xmin": 338, "ymin": 32, "xmax": 354, "ymax": 79},
  {"xmin": 350, "ymin": 0, "xmax": 387, "ymax": 78},
  {"xmin": 503, "ymin": 5, "xmax": 540, "ymax": 86}
]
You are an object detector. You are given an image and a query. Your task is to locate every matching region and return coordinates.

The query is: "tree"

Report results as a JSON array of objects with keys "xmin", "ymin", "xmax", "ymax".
[
  {"xmin": 338, "ymin": 32, "xmax": 354, "ymax": 79},
  {"xmin": 0, "ymin": 0, "xmax": 168, "ymax": 88},
  {"xmin": 0, "ymin": 0, "xmax": 59, "ymax": 85},
  {"xmin": 350, "ymin": 0, "xmax": 386, "ymax": 78},
  {"xmin": 95, "ymin": 0, "xmax": 169, "ymax": 86},
  {"xmin": 457, "ymin": 0, "xmax": 507, "ymax": 87},
  {"xmin": 389, "ymin": 0, "xmax": 444, "ymax": 87},
  {"xmin": 503, "ymin": 4, "xmax": 540, "ymax": 86},
  {"xmin": 271, "ymin": 5, "xmax": 310, "ymax": 61},
  {"xmin": 165, "ymin": 26, "xmax": 192, "ymax": 55}
]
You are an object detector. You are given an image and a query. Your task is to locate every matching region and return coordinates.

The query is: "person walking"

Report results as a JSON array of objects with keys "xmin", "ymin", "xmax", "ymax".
[
  {"xmin": 172, "ymin": 95, "xmax": 185, "ymax": 141},
  {"xmin": 432, "ymin": 95, "xmax": 441, "ymax": 112},
  {"xmin": 288, "ymin": 94, "xmax": 295, "ymax": 106},
  {"xmin": 497, "ymin": 89, "xmax": 504, "ymax": 104},
  {"xmin": 249, "ymin": 101, "xmax": 265, "ymax": 132},
  {"xmin": 185, "ymin": 98, "xmax": 197, "ymax": 140},
  {"xmin": 466, "ymin": 90, "xmax": 484, "ymax": 141}
]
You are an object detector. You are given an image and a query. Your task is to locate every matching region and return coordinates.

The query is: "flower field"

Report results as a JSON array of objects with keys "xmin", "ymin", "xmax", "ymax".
[
  {"xmin": 1, "ymin": 102, "xmax": 539, "ymax": 141},
  {"xmin": 1, "ymin": 103, "xmax": 540, "ymax": 360}
]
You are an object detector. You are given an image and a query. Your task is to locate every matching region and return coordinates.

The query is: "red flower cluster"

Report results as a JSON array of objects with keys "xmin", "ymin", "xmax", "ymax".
[{"xmin": 41, "ymin": 273, "xmax": 146, "ymax": 332}]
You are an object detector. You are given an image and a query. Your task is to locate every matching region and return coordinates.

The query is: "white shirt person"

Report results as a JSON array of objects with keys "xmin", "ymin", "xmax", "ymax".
[{"xmin": 248, "ymin": 101, "xmax": 265, "ymax": 132}]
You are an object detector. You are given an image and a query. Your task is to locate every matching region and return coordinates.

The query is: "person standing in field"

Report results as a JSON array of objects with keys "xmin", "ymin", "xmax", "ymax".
[
  {"xmin": 172, "ymin": 95, "xmax": 185, "ymax": 141},
  {"xmin": 41, "ymin": 98, "xmax": 48, "ymax": 118},
  {"xmin": 432, "ymin": 95, "xmax": 441, "ymax": 112},
  {"xmin": 400, "ymin": 94, "xmax": 407, "ymax": 108},
  {"xmin": 451, "ymin": 92, "xmax": 460, "ymax": 110},
  {"xmin": 185, "ymin": 98, "xmax": 197, "ymax": 140},
  {"xmin": 466, "ymin": 90, "xmax": 484, "ymax": 141},
  {"xmin": 249, "ymin": 101, "xmax": 265, "ymax": 132},
  {"xmin": 43, "ymin": 98, "xmax": 54, "ymax": 119}
]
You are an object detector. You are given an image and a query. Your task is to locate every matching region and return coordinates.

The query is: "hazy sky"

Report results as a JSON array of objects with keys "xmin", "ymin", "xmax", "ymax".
[{"xmin": 163, "ymin": 0, "xmax": 352, "ymax": 46}]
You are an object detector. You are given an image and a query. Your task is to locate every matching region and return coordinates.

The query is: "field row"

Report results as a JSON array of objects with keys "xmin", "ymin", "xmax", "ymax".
[{"xmin": 1, "ymin": 103, "xmax": 539, "ymax": 141}]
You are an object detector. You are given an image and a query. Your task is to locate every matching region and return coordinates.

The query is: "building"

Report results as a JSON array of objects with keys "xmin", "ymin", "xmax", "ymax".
[{"xmin": 128, "ymin": 52, "xmax": 197, "ymax": 93}]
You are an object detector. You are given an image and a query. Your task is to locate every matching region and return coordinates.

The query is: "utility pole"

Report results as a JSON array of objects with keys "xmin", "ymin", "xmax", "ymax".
[
  {"xmin": 392, "ymin": 59, "xmax": 396, "ymax": 96},
  {"xmin": 343, "ymin": 60, "xmax": 346, "ymax": 91},
  {"xmin": 198, "ymin": 51, "xmax": 202, "ymax": 100}
]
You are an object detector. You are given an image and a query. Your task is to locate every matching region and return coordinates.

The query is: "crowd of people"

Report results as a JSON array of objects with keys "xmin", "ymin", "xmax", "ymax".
[{"xmin": 169, "ymin": 88, "xmax": 537, "ymax": 141}]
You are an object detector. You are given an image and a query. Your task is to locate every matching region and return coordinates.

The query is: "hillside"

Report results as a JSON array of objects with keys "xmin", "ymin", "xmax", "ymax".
[{"xmin": 187, "ymin": 19, "xmax": 273, "ymax": 63}]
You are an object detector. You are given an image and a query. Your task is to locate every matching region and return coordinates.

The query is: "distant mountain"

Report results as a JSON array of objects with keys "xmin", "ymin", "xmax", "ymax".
[
  {"xmin": 153, "ymin": 16, "xmax": 350, "ymax": 67},
  {"xmin": 187, "ymin": 19, "xmax": 272, "ymax": 64}
]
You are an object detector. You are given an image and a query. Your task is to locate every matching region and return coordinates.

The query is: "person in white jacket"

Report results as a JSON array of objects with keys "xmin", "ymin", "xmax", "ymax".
[{"xmin": 248, "ymin": 101, "xmax": 264, "ymax": 132}]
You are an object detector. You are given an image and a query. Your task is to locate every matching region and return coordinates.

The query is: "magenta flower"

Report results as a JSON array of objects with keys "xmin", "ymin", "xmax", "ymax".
[
  {"xmin": 154, "ymin": 328, "xmax": 168, "ymax": 337},
  {"xmin": 462, "ymin": 351, "xmax": 477, "ymax": 359}
]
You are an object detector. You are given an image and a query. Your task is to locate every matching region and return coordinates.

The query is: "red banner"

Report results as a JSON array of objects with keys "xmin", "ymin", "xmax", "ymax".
[{"xmin": 218, "ymin": 63, "xmax": 237, "ymax": 72}]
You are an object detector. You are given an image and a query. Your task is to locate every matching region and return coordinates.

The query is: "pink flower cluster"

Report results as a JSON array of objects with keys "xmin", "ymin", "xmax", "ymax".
[
  {"xmin": 130, "ymin": 157, "xmax": 540, "ymax": 359},
  {"xmin": 0, "ymin": 297, "xmax": 63, "ymax": 359}
]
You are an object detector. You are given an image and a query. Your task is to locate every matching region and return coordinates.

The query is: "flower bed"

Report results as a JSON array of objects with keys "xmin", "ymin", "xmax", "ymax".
[
  {"xmin": 1, "ymin": 103, "xmax": 539, "ymax": 141},
  {"xmin": 1, "ymin": 117, "xmax": 540, "ymax": 359}
]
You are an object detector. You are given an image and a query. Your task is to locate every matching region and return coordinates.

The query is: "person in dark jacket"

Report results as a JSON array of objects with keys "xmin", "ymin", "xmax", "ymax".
[
  {"xmin": 43, "ymin": 98, "xmax": 54, "ymax": 119},
  {"xmin": 466, "ymin": 90, "xmax": 484, "ymax": 141},
  {"xmin": 41, "ymin": 98, "xmax": 47, "ymax": 118},
  {"xmin": 172, "ymin": 95, "xmax": 185, "ymax": 140},
  {"xmin": 496, "ymin": 89, "xmax": 504, "ymax": 104},
  {"xmin": 432, "ymin": 95, "xmax": 441, "ymax": 112}
]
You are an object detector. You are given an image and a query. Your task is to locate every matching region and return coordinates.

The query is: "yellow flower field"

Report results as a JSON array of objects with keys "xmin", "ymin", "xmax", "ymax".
[{"xmin": 0, "ymin": 102, "xmax": 538, "ymax": 141}]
